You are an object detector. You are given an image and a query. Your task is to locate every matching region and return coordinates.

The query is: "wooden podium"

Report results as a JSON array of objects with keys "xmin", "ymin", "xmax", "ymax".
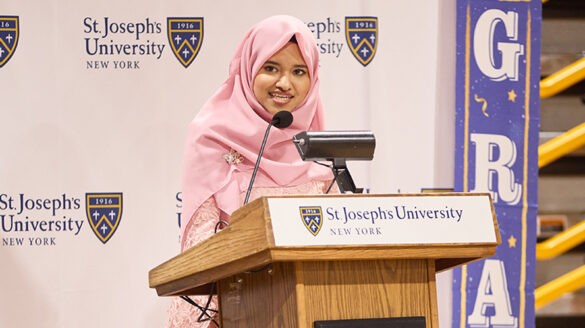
[{"xmin": 149, "ymin": 194, "xmax": 500, "ymax": 328}]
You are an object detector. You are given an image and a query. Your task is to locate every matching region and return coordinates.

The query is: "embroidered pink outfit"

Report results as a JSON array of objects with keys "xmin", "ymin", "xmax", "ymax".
[{"xmin": 166, "ymin": 15, "xmax": 333, "ymax": 328}]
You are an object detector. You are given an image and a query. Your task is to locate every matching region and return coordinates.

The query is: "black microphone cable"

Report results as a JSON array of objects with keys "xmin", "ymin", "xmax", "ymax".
[
  {"xmin": 179, "ymin": 296, "xmax": 219, "ymax": 322},
  {"xmin": 179, "ymin": 220, "xmax": 229, "ymax": 327},
  {"xmin": 196, "ymin": 282, "xmax": 218, "ymax": 325},
  {"xmin": 179, "ymin": 294, "xmax": 219, "ymax": 327},
  {"xmin": 325, "ymin": 171, "xmax": 339, "ymax": 194},
  {"xmin": 312, "ymin": 161, "xmax": 338, "ymax": 194}
]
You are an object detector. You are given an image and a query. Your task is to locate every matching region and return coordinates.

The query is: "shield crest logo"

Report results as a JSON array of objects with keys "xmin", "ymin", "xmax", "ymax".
[
  {"xmin": 0, "ymin": 16, "xmax": 19, "ymax": 68},
  {"xmin": 167, "ymin": 17, "xmax": 203, "ymax": 68},
  {"xmin": 345, "ymin": 17, "xmax": 378, "ymax": 66},
  {"xmin": 299, "ymin": 206, "xmax": 323, "ymax": 236},
  {"xmin": 85, "ymin": 193, "xmax": 123, "ymax": 244}
]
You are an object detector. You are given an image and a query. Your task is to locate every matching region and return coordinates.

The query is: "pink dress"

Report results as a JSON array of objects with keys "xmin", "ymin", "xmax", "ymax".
[{"xmin": 165, "ymin": 180, "xmax": 333, "ymax": 328}]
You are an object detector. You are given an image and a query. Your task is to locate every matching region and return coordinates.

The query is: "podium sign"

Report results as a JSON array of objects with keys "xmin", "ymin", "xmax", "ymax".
[{"xmin": 268, "ymin": 194, "xmax": 496, "ymax": 246}]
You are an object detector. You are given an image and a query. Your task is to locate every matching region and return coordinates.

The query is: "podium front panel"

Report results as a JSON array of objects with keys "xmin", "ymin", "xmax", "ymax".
[{"xmin": 218, "ymin": 259, "xmax": 439, "ymax": 328}]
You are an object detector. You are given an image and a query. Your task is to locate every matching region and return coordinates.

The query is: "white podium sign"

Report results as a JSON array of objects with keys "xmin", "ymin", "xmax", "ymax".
[{"xmin": 267, "ymin": 194, "xmax": 496, "ymax": 247}]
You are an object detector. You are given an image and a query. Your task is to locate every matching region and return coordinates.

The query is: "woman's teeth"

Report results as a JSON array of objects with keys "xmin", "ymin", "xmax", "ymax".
[{"xmin": 270, "ymin": 93, "xmax": 292, "ymax": 99}]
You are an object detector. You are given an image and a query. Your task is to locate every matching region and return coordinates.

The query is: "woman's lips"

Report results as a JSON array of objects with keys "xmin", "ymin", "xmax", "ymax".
[{"xmin": 269, "ymin": 92, "xmax": 293, "ymax": 105}]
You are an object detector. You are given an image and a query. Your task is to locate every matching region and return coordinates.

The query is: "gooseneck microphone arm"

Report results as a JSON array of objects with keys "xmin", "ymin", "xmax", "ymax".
[
  {"xmin": 243, "ymin": 122, "xmax": 273, "ymax": 205},
  {"xmin": 243, "ymin": 111, "xmax": 293, "ymax": 205}
]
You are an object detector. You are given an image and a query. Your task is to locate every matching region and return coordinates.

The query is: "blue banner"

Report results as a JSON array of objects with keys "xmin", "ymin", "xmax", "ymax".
[{"xmin": 453, "ymin": 1, "xmax": 540, "ymax": 328}]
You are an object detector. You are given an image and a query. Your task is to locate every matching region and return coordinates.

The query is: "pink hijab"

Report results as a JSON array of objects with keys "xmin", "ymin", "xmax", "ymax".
[{"xmin": 180, "ymin": 15, "xmax": 332, "ymax": 242}]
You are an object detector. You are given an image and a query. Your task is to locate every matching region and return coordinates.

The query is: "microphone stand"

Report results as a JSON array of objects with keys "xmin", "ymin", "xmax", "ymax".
[
  {"xmin": 244, "ymin": 110, "xmax": 293, "ymax": 205},
  {"xmin": 243, "ymin": 121, "xmax": 274, "ymax": 205}
]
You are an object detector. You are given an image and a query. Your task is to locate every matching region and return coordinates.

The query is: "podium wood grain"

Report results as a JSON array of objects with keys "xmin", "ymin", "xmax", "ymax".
[{"xmin": 218, "ymin": 259, "xmax": 438, "ymax": 327}]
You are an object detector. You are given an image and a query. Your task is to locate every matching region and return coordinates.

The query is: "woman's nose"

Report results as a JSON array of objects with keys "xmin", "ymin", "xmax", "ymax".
[{"xmin": 275, "ymin": 74, "xmax": 291, "ymax": 90}]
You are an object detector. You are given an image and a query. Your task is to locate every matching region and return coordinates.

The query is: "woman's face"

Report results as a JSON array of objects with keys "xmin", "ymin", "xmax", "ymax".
[{"xmin": 253, "ymin": 42, "xmax": 311, "ymax": 115}]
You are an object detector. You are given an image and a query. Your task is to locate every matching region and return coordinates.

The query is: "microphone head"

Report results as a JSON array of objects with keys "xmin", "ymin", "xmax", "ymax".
[{"xmin": 271, "ymin": 111, "xmax": 293, "ymax": 129}]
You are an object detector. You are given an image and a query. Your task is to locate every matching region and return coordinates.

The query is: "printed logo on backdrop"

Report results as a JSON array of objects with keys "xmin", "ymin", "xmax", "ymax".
[
  {"xmin": 83, "ymin": 17, "xmax": 166, "ymax": 69},
  {"xmin": 1, "ymin": 192, "xmax": 124, "ymax": 247},
  {"xmin": 176, "ymin": 192, "xmax": 182, "ymax": 228},
  {"xmin": 304, "ymin": 16, "xmax": 378, "ymax": 66},
  {"xmin": 167, "ymin": 17, "xmax": 203, "ymax": 68},
  {"xmin": 306, "ymin": 18, "xmax": 344, "ymax": 59},
  {"xmin": 0, "ymin": 16, "xmax": 19, "ymax": 68},
  {"xmin": 299, "ymin": 206, "xmax": 323, "ymax": 236},
  {"xmin": 85, "ymin": 193, "xmax": 123, "ymax": 244},
  {"xmin": 345, "ymin": 17, "xmax": 378, "ymax": 66},
  {"xmin": 1, "ymin": 193, "xmax": 84, "ymax": 247}
]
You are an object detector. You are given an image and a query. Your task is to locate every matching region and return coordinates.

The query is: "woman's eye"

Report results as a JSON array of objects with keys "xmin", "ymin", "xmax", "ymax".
[
  {"xmin": 264, "ymin": 65, "xmax": 277, "ymax": 73},
  {"xmin": 294, "ymin": 69, "xmax": 307, "ymax": 76}
]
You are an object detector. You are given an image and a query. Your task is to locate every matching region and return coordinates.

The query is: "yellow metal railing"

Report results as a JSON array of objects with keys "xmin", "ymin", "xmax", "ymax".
[
  {"xmin": 535, "ymin": 217, "xmax": 585, "ymax": 310},
  {"xmin": 537, "ymin": 220, "xmax": 585, "ymax": 260},
  {"xmin": 541, "ymin": 57, "xmax": 585, "ymax": 98},
  {"xmin": 538, "ymin": 122, "xmax": 585, "ymax": 168},
  {"xmin": 538, "ymin": 55, "xmax": 585, "ymax": 167},
  {"xmin": 535, "ymin": 52, "xmax": 585, "ymax": 310},
  {"xmin": 535, "ymin": 265, "xmax": 585, "ymax": 310}
]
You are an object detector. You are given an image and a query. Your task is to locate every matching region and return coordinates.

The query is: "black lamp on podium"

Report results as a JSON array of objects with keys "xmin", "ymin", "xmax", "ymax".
[{"xmin": 293, "ymin": 130, "xmax": 375, "ymax": 194}]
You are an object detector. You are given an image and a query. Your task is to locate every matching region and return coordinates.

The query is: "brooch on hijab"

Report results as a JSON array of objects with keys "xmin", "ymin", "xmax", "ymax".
[{"xmin": 223, "ymin": 149, "xmax": 243, "ymax": 165}]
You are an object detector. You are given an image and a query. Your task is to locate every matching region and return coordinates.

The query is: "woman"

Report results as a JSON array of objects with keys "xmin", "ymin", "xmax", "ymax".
[{"xmin": 166, "ymin": 15, "xmax": 333, "ymax": 327}]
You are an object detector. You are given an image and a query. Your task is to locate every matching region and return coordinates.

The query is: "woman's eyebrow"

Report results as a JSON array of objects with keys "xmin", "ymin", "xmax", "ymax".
[{"xmin": 264, "ymin": 61, "xmax": 307, "ymax": 69}]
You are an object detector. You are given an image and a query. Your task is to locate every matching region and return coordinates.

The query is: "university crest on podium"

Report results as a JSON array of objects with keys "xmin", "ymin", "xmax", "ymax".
[
  {"xmin": 167, "ymin": 17, "xmax": 204, "ymax": 68},
  {"xmin": 345, "ymin": 17, "xmax": 378, "ymax": 66},
  {"xmin": 0, "ymin": 16, "xmax": 19, "ymax": 68},
  {"xmin": 85, "ymin": 193, "xmax": 123, "ymax": 244},
  {"xmin": 299, "ymin": 206, "xmax": 323, "ymax": 236}
]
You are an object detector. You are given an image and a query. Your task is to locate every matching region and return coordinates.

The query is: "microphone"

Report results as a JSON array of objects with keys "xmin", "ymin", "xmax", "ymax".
[
  {"xmin": 271, "ymin": 110, "xmax": 293, "ymax": 128},
  {"xmin": 243, "ymin": 111, "xmax": 294, "ymax": 205}
]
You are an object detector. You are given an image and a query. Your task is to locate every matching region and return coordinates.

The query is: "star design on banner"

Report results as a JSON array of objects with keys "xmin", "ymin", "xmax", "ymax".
[
  {"xmin": 508, "ymin": 235, "xmax": 517, "ymax": 248},
  {"xmin": 508, "ymin": 89, "xmax": 517, "ymax": 102}
]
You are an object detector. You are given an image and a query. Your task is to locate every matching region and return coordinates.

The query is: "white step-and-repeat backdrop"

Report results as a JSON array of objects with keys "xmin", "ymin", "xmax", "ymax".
[{"xmin": 0, "ymin": 1, "xmax": 456, "ymax": 327}]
